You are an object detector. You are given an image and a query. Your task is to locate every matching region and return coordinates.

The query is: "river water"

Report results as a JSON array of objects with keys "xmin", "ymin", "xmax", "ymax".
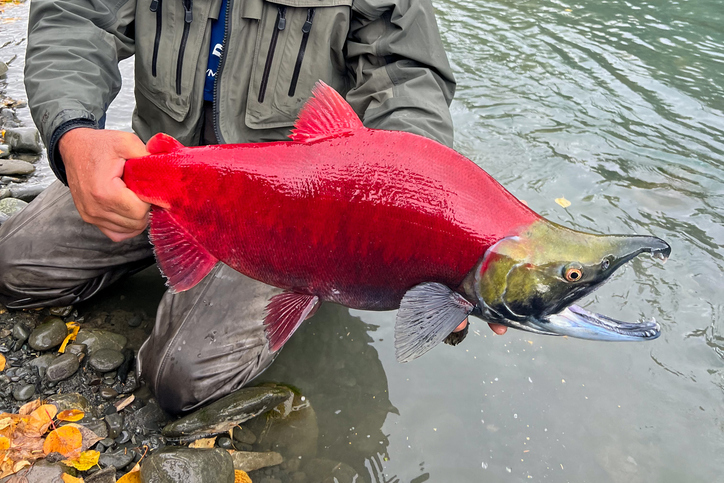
[{"xmin": 1, "ymin": 0, "xmax": 723, "ymax": 481}]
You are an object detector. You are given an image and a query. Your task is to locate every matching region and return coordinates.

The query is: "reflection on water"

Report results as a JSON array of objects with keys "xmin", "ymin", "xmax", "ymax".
[{"xmin": 3, "ymin": 0, "xmax": 724, "ymax": 480}]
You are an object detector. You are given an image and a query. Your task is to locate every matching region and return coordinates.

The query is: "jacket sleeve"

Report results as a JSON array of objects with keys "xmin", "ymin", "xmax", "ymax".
[
  {"xmin": 346, "ymin": 0, "xmax": 456, "ymax": 148},
  {"xmin": 24, "ymin": 0, "xmax": 137, "ymax": 184}
]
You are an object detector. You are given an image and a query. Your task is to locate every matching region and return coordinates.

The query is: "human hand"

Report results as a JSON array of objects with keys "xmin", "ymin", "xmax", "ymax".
[
  {"xmin": 59, "ymin": 128, "xmax": 151, "ymax": 242},
  {"xmin": 454, "ymin": 319, "xmax": 507, "ymax": 335}
]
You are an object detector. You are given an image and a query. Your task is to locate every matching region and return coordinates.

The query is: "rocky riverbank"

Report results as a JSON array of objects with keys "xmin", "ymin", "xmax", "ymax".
[{"xmin": 0, "ymin": 304, "xmax": 361, "ymax": 483}]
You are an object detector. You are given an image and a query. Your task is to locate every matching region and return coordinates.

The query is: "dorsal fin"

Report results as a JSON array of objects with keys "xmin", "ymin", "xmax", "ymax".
[
  {"xmin": 147, "ymin": 133, "xmax": 185, "ymax": 154},
  {"xmin": 289, "ymin": 81, "xmax": 364, "ymax": 143}
]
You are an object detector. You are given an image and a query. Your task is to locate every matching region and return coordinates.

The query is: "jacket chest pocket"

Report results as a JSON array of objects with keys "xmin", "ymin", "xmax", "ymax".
[
  {"xmin": 135, "ymin": 0, "xmax": 217, "ymax": 121},
  {"xmin": 245, "ymin": 0, "xmax": 352, "ymax": 129}
]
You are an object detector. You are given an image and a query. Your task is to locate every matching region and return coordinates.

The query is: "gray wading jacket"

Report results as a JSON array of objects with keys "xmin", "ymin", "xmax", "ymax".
[{"xmin": 24, "ymin": 0, "xmax": 456, "ymax": 184}]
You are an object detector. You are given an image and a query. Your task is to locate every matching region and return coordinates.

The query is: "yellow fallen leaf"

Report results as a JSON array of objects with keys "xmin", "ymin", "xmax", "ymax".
[
  {"xmin": 0, "ymin": 435, "xmax": 10, "ymax": 450},
  {"xmin": 58, "ymin": 321, "xmax": 80, "ymax": 354},
  {"xmin": 56, "ymin": 409, "xmax": 85, "ymax": 422},
  {"xmin": 26, "ymin": 404, "xmax": 58, "ymax": 436},
  {"xmin": 555, "ymin": 197, "xmax": 571, "ymax": 208},
  {"xmin": 18, "ymin": 399, "xmax": 42, "ymax": 416},
  {"xmin": 62, "ymin": 474, "xmax": 85, "ymax": 483},
  {"xmin": 117, "ymin": 464, "xmax": 141, "ymax": 483},
  {"xmin": 12, "ymin": 460, "xmax": 31, "ymax": 473},
  {"xmin": 0, "ymin": 354, "xmax": 5, "ymax": 372},
  {"xmin": 43, "ymin": 425, "xmax": 83, "ymax": 458},
  {"xmin": 189, "ymin": 436, "xmax": 216, "ymax": 449},
  {"xmin": 235, "ymin": 470, "xmax": 252, "ymax": 483},
  {"xmin": 0, "ymin": 417, "xmax": 12, "ymax": 431},
  {"xmin": 63, "ymin": 450, "xmax": 100, "ymax": 471}
]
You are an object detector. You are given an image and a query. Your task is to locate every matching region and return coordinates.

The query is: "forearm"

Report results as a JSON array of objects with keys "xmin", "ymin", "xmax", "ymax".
[
  {"xmin": 25, "ymin": 0, "xmax": 136, "ymax": 183},
  {"xmin": 347, "ymin": 0, "xmax": 456, "ymax": 147}
]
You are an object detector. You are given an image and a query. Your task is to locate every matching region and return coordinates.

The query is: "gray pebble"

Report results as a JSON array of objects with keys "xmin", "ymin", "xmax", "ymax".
[
  {"xmin": 89, "ymin": 348, "xmax": 124, "ymax": 372},
  {"xmin": 49, "ymin": 305, "xmax": 74, "ymax": 317},
  {"xmin": 98, "ymin": 449, "xmax": 134, "ymax": 469},
  {"xmin": 100, "ymin": 387, "xmax": 118, "ymax": 399},
  {"xmin": 46, "ymin": 353, "xmax": 80, "ymax": 381},
  {"xmin": 28, "ymin": 316, "xmax": 67, "ymax": 351},
  {"xmin": 127, "ymin": 314, "xmax": 143, "ymax": 327},
  {"xmin": 0, "ymin": 197, "xmax": 28, "ymax": 219},
  {"xmin": 140, "ymin": 447, "xmax": 235, "ymax": 483},
  {"xmin": 75, "ymin": 329, "xmax": 127, "ymax": 355},
  {"xmin": 217, "ymin": 436, "xmax": 233, "ymax": 449},
  {"xmin": 0, "ymin": 145, "xmax": 8, "ymax": 159},
  {"xmin": 105, "ymin": 412, "xmax": 124, "ymax": 439},
  {"xmin": 11, "ymin": 322, "xmax": 29, "ymax": 341},
  {"xmin": 115, "ymin": 430, "xmax": 131, "ymax": 445},
  {"xmin": 9, "ymin": 182, "xmax": 48, "ymax": 202},
  {"xmin": 4, "ymin": 127, "xmax": 42, "ymax": 154},
  {"xmin": 233, "ymin": 425, "xmax": 257, "ymax": 445},
  {"xmin": 30, "ymin": 353, "xmax": 58, "ymax": 378},
  {"xmin": 65, "ymin": 343, "xmax": 87, "ymax": 356},
  {"xmin": 13, "ymin": 383, "xmax": 35, "ymax": 401},
  {"xmin": 0, "ymin": 158, "xmax": 35, "ymax": 176},
  {"xmin": 0, "ymin": 187, "xmax": 9, "ymax": 199}
]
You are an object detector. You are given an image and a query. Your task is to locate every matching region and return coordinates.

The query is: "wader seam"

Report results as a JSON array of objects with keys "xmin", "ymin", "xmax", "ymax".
[{"xmin": 153, "ymin": 264, "xmax": 221, "ymax": 393}]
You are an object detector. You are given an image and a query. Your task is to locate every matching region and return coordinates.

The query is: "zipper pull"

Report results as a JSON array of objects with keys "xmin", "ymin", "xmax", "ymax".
[
  {"xmin": 302, "ymin": 8, "xmax": 315, "ymax": 34},
  {"xmin": 150, "ymin": 0, "xmax": 159, "ymax": 12},
  {"xmin": 183, "ymin": 0, "xmax": 193, "ymax": 22},
  {"xmin": 277, "ymin": 6, "xmax": 286, "ymax": 30}
]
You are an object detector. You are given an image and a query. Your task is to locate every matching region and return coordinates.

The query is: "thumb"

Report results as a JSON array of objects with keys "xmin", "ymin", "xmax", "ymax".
[{"xmin": 116, "ymin": 132, "xmax": 150, "ymax": 159}]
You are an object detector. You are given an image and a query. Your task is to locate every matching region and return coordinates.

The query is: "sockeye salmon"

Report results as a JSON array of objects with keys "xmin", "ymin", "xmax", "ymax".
[{"xmin": 124, "ymin": 82, "xmax": 671, "ymax": 362}]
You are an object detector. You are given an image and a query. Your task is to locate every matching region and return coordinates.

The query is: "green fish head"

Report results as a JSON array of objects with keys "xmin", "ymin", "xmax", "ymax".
[{"xmin": 464, "ymin": 220, "xmax": 671, "ymax": 340}]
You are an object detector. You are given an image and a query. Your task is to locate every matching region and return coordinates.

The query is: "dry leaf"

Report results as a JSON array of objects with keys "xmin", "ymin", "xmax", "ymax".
[
  {"xmin": 25, "ymin": 404, "xmax": 58, "ymax": 437},
  {"xmin": 18, "ymin": 399, "xmax": 42, "ymax": 416},
  {"xmin": 62, "ymin": 473, "xmax": 85, "ymax": 483},
  {"xmin": 0, "ymin": 354, "xmax": 5, "ymax": 372},
  {"xmin": 235, "ymin": 469, "xmax": 252, "ymax": 483},
  {"xmin": 114, "ymin": 395, "xmax": 135, "ymax": 412},
  {"xmin": 117, "ymin": 464, "xmax": 141, "ymax": 483},
  {"xmin": 63, "ymin": 450, "xmax": 100, "ymax": 471},
  {"xmin": 56, "ymin": 410, "xmax": 85, "ymax": 422},
  {"xmin": 11, "ymin": 460, "xmax": 31, "ymax": 473},
  {"xmin": 0, "ymin": 417, "xmax": 12, "ymax": 431},
  {"xmin": 0, "ymin": 435, "xmax": 9, "ymax": 450},
  {"xmin": 64, "ymin": 423, "xmax": 103, "ymax": 451},
  {"xmin": 43, "ymin": 426, "xmax": 82, "ymax": 458},
  {"xmin": 58, "ymin": 321, "xmax": 80, "ymax": 354},
  {"xmin": 555, "ymin": 197, "xmax": 571, "ymax": 208},
  {"xmin": 189, "ymin": 436, "xmax": 216, "ymax": 449}
]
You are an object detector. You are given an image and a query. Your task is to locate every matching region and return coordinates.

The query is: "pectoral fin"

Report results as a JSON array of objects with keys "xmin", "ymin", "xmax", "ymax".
[
  {"xmin": 395, "ymin": 283, "xmax": 474, "ymax": 363},
  {"xmin": 264, "ymin": 292, "xmax": 320, "ymax": 352}
]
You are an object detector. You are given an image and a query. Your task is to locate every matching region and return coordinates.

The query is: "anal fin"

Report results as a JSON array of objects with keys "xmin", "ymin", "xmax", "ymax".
[
  {"xmin": 149, "ymin": 208, "xmax": 218, "ymax": 292},
  {"xmin": 264, "ymin": 292, "xmax": 320, "ymax": 352},
  {"xmin": 395, "ymin": 283, "xmax": 474, "ymax": 363}
]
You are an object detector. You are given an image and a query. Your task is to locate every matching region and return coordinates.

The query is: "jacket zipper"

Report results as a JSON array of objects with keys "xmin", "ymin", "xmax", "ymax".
[
  {"xmin": 149, "ymin": 0, "xmax": 162, "ymax": 77},
  {"xmin": 288, "ymin": 8, "xmax": 315, "ymax": 97},
  {"xmin": 258, "ymin": 6, "xmax": 286, "ymax": 103},
  {"xmin": 213, "ymin": 0, "xmax": 233, "ymax": 143},
  {"xmin": 176, "ymin": 0, "xmax": 193, "ymax": 95}
]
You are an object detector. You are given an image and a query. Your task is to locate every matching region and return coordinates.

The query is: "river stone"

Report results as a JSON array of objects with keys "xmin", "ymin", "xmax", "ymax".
[
  {"xmin": 9, "ymin": 183, "xmax": 47, "ymax": 202},
  {"xmin": 13, "ymin": 383, "xmax": 35, "ymax": 401},
  {"xmin": 247, "ymin": 392, "xmax": 318, "ymax": 459},
  {"xmin": 47, "ymin": 393, "xmax": 92, "ymax": 413},
  {"xmin": 0, "ymin": 145, "xmax": 10, "ymax": 159},
  {"xmin": 12, "ymin": 322, "xmax": 29, "ymax": 344},
  {"xmin": 0, "ymin": 61, "xmax": 6, "ymax": 76},
  {"xmin": 84, "ymin": 467, "xmax": 117, "ymax": 483},
  {"xmin": 303, "ymin": 459, "xmax": 359, "ymax": 483},
  {"xmin": 105, "ymin": 412, "xmax": 124, "ymax": 439},
  {"xmin": 162, "ymin": 386, "xmax": 293, "ymax": 440},
  {"xmin": 89, "ymin": 348, "xmax": 124, "ymax": 373},
  {"xmin": 100, "ymin": 387, "xmax": 118, "ymax": 399},
  {"xmin": 230, "ymin": 451, "xmax": 283, "ymax": 473},
  {"xmin": 125, "ymin": 399, "xmax": 171, "ymax": 433},
  {"xmin": 0, "ymin": 187, "xmax": 9, "ymax": 199},
  {"xmin": 28, "ymin": 317, "xmax": 67, "ymax": 351},
  {"xmin": 140, "ymin": 447, "xmax": 235, "ymax": 483},
  {"xmin": 4, "ymin": 127, "xmax": 42, "ymax": 154},
  {"xmin": 46, "ymin": 353, "xmax": 80, "ymax": 381},
  {"xmin": 29, "ymin": 353, "xmax": 57, "ymax": 378},
  {"xmin": 65, "ymin": 343, "xmax": 87, "ymax": 356},
  {"xmin": 49, "ymin": 305, "xmax": 74, "ymax": 317},
  {"xmin": 0, "ymin": 197, "xmax": 28, "ymax": 219},
  {"xmin": 0, "ymin": 158, "xmax": 34, "ymax": 176},
  {"xmin": 232, "ymin": 426, "xmax": 256, "ymax": 445},
  {"xmin": 99, "ymin": 449, "xmax": 134, "ymax": 469},
  {"xmin": 2, "ymin": 460, "xmax": 65, "ymax": 483},
  {"xmin": 75, "ymin": 329, "xmax": 127, "ymax": 355}
]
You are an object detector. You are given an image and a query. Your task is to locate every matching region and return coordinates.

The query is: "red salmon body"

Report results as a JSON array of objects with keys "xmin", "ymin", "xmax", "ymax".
[{"xmin": 124, "ymin": 83, "xmax": 541, "ymax": 350}]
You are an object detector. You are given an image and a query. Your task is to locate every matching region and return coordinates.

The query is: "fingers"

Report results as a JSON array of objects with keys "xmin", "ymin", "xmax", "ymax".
[
  {"xmin": 488, "ymin": 323, "xmax": 507, "ymax": 335},
  {"xmin": 453, "ymin": 318, "xmax": 469, "ymax": 332}
]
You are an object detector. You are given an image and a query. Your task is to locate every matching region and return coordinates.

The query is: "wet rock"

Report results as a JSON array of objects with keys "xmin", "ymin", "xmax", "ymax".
[
  {"xmin": 65, "ymin": 343, "xmax": 87, "ymax": 356},
  {"xmin": 0, "ymin": 61, "xmax": 6, "ymax": 76},
  {"xmin": 84, "ymin": 466, "xmax": 117, "ymax": 483},
  {"xmin": 89, "ymin": 348, "xmax": 124, "ymax": 372},
  {"xmin": 233, "ymin": 426, "xmax": 256, "ymax": 445},
  {"xmin": 140, "ymin": 435, "xmax": 165, "ymax": 452},
  {"xmin": 248, "ymin": 392, "xmax": 318, "ymax": 459},
  {"xmin": 4, "ymin": 127, "xmax": 42, "ymax": 154},
  {"xmin": 217, "ymin": 436, "xmax": 233, "ymax": 449},
  {"xmin": 100, "ymin": 387, "xmax": 118, "ymax": 400},
  {"xmin": 230, "ymin": 451, "xmax": 283, "ymax": 473},
  {"xmin": 12, "ymin": 322, "xmax": 29, "ymax": 348},
  {"xmin": 140, "ymin": 447, "xmax": 235, "ymax": 483},
  {"xmin": 47, "ymin": 393, "xmax": 91, "ymax": 413},
  {"xmin": 75, "ymin": 329, "xmax": 127, "ymax": 355},
  {"xmin": 99, "ymin": 449, "xmax": 134, "ymax": 469},
  {"xmin": 125, "ymin": 399, "xmax": 170, "ymax": 433},
  {"xmin": 78, "ymin": 417, "xmax": 109, "ymax": 439},
  {"xmin": 0, "ymin": 197, "xmax": 28, "ymax": 219},
  {"xmin": 127, "ymin": 313, "xmax": 143, "ymax": 327},
  {"xmin": 303, "ymin": 459, "xmax": 359, "ymax": 483},
  {"xmin": 0, "ymin": 158, "xmax": 35, "ymax": 176},
  {"xmin": 29, "ymin": 354, "xmax": 57, "ymax": 378},
  {"xmin": 28, "ymin": 316, "xmax": 67, "ymax": 351},
  {"xmin": 162, "ymin": 386, "xmax": 293, "ymax": 440},
  {"xmin": 13, "ymin": 383, "xmax": 35, "ymax": 401},
  {"xmin": 49, "ymin": 305, "xmax": 74, "ymax": 317},
  {"xmin": 9, "ymin": 183, "xmax": 47, "ymax": 202},
  {"xmin": 116, "ymin": 348, "xmax": 135, "ymax": 383},
  {"xmin": 115, "ymin": 430, "xmax": 131, "ymax": 445},
  {"xmin": 105, "ymin": 412, "xmax": 124, "ymax": 439},
  {"xmin": 46, "ymin": 353, "xmax": 80, "ymax": 381},
  {"xmin": 3, "ymin": 459, "xmax": 65, "ymax": 483},
  {"xmin": 0, "ymin": 187, "xmax": 9, "ymax": 199}
]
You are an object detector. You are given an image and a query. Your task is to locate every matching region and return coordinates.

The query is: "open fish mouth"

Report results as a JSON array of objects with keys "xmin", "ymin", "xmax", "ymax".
[{"xmin": 534, "ymin": 304, "xmax": 661, "ymax": 341}]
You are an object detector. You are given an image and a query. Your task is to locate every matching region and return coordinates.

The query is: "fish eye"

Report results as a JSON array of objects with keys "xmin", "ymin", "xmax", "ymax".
[
  {"xmin": 601, "ymin": 258, "xmax": 611, "ymax": 270},
  {"xmin": 564, "ymin": 267, "xmax": 583, "ymax": 282}
]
